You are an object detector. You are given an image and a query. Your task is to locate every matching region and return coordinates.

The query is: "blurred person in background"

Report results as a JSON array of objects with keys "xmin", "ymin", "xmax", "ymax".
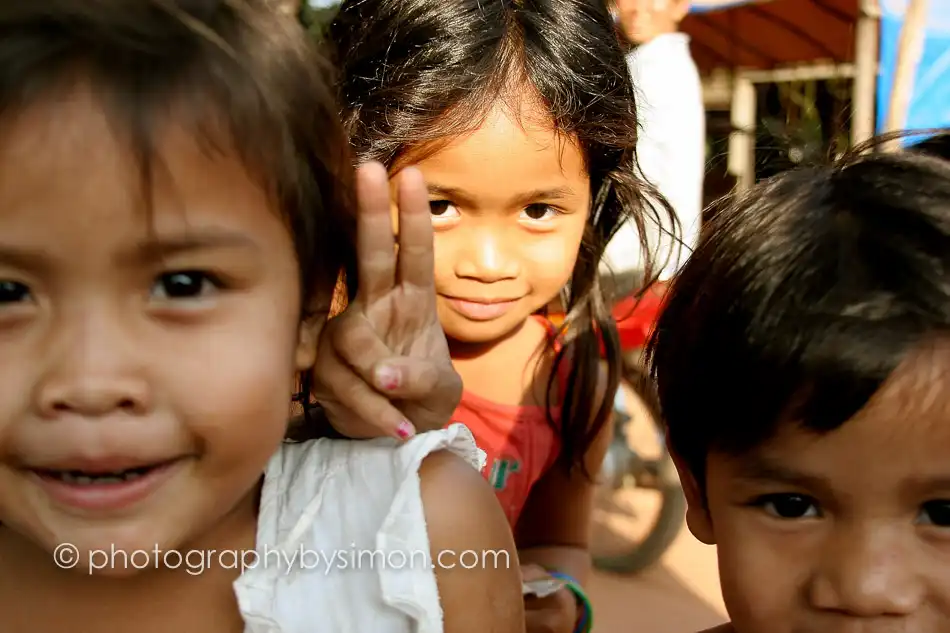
[{"xmin": 604, "ymin": 0, "xmax": 704, "ymax": 294}]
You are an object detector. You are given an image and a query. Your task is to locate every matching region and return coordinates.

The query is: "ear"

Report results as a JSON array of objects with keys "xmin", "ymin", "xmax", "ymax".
[
  {"xmin": 668, "ymin": 437, "xmax": 716, "ymax": 545},
  {"xmin": 294, "ymin": 312, "xmax": 326, "ymax": 372}
]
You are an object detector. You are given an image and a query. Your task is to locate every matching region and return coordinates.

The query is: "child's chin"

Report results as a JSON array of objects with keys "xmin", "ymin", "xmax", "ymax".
[{"xmin": 41, "ymin": 522, "xmax": 196, "ymax": 577}]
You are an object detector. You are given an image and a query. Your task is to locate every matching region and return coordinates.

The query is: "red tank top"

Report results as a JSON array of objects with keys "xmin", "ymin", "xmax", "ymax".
[{"xmin": 447, "ymin": 317, "xmax": 566, "ymax": 527}]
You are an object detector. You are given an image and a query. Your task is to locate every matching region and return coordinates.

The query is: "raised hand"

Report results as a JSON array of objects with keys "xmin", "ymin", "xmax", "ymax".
[{"xmin": 311, "ymin": 162, "xmax": 462, "ymax": 439}]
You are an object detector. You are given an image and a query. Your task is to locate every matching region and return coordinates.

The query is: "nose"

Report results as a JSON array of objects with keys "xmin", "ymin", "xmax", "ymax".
[
  {"xmin": 454, "ymin": 225, "xmax": 520, "ymax": 283},
  {"xmin": 34, "ymin": 308, "xmax": 150, "ymax": 418},
  {"xmin": 809, "ymin": 523, "xmax": 923, "ymax": 617}
]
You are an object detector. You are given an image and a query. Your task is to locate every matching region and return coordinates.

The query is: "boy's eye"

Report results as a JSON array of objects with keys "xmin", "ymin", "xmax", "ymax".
[
  {"xmin": 920, "ymin": 501, "xmax": 950, "ymax": 527},
  {"xmin": 0, "ymin": 280, "xmax": 31, "ymax": 304},
  {"xmin": 429, "ymin": 200, "xmax": 460, "ymax": 219},
  {"xmin": 756, "ymin": 493, "xmax": 820, "ymax": 519},
  {"xmin": 520, "ymin": 204, "xmax": 559, "ymax": 221},
  {"xmin": 151, "ymin": 271, "xmax": 218, "ymax": 301}
]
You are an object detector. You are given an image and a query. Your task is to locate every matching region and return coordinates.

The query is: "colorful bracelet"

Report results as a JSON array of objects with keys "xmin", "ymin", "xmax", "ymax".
[{"xmin": 547, "ymin": 571, "xmax": 593, "ymax": 633}]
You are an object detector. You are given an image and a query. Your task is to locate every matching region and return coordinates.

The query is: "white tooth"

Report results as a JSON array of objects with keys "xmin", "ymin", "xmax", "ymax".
[
  {"xmin": 75, "ymin": 476, "xmax": 95, "ymax": 485},
  {"xmin": 124, "ymin": 471, "xmax": 142, "ymax": 481},
  {"xmin": 60, "ymin": 472, "xmax": 78, "ymax": 484},
  {"xmin": 96, "ymin": 476, "xmax": 124, "ymax": 484}
]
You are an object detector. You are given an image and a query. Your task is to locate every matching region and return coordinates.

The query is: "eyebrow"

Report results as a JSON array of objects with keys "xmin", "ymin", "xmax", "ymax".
[
  {"xmin": 427, "ymin": 184, "xmax": 577, "ymax": 208},
  {"xmin": 0, "ymin": 245, "xmax": 50, "ymax": 275},
  {"xmin": 903, "ymin": 475, "xmax": 950, "ymax": 497},
  {"xmin": 126, "ymin": 231, "xmax": 262, "ymax": 265},
  {"xmin": 0, "ymin": 231, "xmax": 261, "ymax": 275},
  {"xmin": 733, "ymin": 455, "xmax": 830, "ymax": 491}
]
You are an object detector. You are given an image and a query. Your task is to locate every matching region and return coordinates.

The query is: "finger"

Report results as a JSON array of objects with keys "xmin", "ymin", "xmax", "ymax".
[
  {"xmin": 371, "ymin": 357, "xmax": 461, "ymax": 402},
  {"xmin": 520, "ymin": 564, "xmax": 551, "ymax": 582},
  {"xmin": 355, "ymin": 162, "xmax": 397, "ymax": 305},
  {"xmin": 394, "ymin": 166, "xmax": 436, "ymax": 291},
  {"xmin": 329, "ymin": 314, "xmax": 398, "ymax": 388},
  {"xmin": 524, "ymin": 609, "xmax": 563, "ymax": 633},
  {"xmin": 317, "ymin": 349, "xmax": 416, "ymax": 440},
  {"xmin": 319, "ymin": 403, "xmax": 397, "ymax": 440}
]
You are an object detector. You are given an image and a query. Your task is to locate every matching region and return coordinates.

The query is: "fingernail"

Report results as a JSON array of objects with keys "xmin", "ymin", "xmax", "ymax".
[
  {"xmin": 396, "ymin": 420, "xmax": 416, "ymax": 440},
  {"xmin": 376, "ymin": 365, "xmax": 401, "ymax": 391}
]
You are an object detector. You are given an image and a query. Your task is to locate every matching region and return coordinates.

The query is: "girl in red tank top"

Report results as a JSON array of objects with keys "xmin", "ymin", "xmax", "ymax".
[
  {"xmin": 316, "ymin": 2, "xmax": 670, "ymax": 631},
  {"xmin": 450, "ymin": 316, "xmax": 570, "ymax": 525}
]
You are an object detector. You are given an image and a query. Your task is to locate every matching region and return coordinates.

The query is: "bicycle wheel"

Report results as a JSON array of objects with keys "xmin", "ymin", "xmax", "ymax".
[{"xmin": 590, "ymin": 364, "xmax": 685, "ymax": 574}]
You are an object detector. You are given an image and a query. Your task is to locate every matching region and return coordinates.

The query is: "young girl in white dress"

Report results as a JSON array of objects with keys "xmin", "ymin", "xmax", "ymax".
[{"xmin": 0, "ymin": 2, "xmax": 522, "ymax": 632}]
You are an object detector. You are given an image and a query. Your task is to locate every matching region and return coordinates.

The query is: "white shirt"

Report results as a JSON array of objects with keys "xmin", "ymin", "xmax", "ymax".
[
  {"xmin": 233, "ymin": 424, "xmax": 485, "ymax": 633},
  {"xmin": 602, "ymin": 32, "xmax": 705, "ymax": 280}
]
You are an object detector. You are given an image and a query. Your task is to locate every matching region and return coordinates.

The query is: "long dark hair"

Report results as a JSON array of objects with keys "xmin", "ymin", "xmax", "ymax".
[{"xmin": 327, "ymin": 0, "xmax": 674, "ymax": 475}]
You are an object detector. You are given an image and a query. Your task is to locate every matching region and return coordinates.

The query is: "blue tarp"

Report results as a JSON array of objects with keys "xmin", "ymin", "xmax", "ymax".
[
  {"xmin": 688, "ymin": 0, "xmax": 756, "ymax": 13},
  {"xmin": 876, "ymin": 0, "xmax": 950, "ymax": 133}
]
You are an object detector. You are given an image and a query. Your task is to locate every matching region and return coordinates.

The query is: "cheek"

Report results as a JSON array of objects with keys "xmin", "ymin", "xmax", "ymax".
[
  {"xmin": 717, "ymin": 535, "xmax": 801, "ymax": 627},
  {"xmin": 0, "ymin": 337, "xmax": 34, "ymax": 444},
  {"xmin": 173, "ymin": 313, "xmax": 300, "ymax": 474},
  {"xmin": 524, "ymin": 239, "xmax": 577, "ymax": 288},
  {"xmin": 708, "ymin": 498, "xmax": 813, "ymax": 630},
  {"xmin": 432, "ymin": 232, "xmax": 452, "ymax": 290},
  {"xmin": 523, "ymin": 224, "xmax": 585, "ymax": 290}
]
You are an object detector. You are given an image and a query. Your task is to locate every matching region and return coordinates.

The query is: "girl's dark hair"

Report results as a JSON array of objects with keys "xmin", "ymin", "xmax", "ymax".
[
  {"xmin": 0, "ymin": 0, "xmax": 357, "ymax": 432},
  {"xmin": 648, "ymin": 145, "xmax": 950, "ymax": 486},
  {"xmin": 327, "ymin": 0, "xmax": 674, "ymax": 475}
]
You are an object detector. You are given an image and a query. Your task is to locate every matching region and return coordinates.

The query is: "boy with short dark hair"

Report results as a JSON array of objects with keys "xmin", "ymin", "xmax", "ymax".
[{"xmin": 648, "ymin": 148, "xmax": 950, "ymax": 633}]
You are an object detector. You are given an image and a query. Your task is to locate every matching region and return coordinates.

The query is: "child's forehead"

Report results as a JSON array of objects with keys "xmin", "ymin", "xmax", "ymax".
[
  {"xmin": 721, "ymin": 341, "xmax": 950, "ymax": 488},
  {"xmin": 0, "ymin": 86, "xmax": 281, "ymax": 248}
]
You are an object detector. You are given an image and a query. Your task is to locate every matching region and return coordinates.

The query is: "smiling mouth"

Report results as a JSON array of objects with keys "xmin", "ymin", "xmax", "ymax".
[
  {"xmin": 30, "ymin": 457, "xmax": 182, "ymax": 485},
  {"xmin": 35, "ymin": 465, "xmax": 161, "ymax": 485},
  {"xmin": 442, "ymin": 296, "xmax": 522, "ymax": 321},
  {"xmin": 29, "ymin": 458, "xmax": 185, "ymax": 512}
]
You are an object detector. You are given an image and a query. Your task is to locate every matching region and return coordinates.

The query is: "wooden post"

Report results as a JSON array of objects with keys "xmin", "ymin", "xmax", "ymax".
[
  {"xmin": 882, "ymin": 0, "xmax": 930, "ymax": 149},
  {"xmin": 851, "ymin": 0, "xmax": 879, "ymax": 146},
  {"xmin": 728, "ymin": 75, "xmax": 757, "ymax": 190}
]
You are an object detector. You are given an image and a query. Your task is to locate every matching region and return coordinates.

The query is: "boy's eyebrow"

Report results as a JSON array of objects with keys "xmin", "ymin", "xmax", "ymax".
[
  {"xmin": 733, "ymin": 455, "xmax": 830, "ymax": 491},
  {"xmin": 427, "ymin": 184, "xmax": 576, "ymax": 208},
  {"xmin": 903, "ymin": 475, "xmax": 950, "ymax": 496},
  {"xmin": 0, "ymin": 245, "xmax": 50, "ymax": 275}
]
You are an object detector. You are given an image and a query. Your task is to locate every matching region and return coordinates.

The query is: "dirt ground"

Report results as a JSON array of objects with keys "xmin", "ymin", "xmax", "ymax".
[
  {"xmin": 588, "ymin": 526, "xmax": 727, "ymax": 633},
  {"xmin": 588, "ymin": 381, "xmax": 728, "ymax": 633}
]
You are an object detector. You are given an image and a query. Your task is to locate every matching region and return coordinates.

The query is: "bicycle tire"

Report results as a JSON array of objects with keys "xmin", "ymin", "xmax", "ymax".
[{"xmin": 592, "ymin": 365, "xmax": 686, "ymax": 575}]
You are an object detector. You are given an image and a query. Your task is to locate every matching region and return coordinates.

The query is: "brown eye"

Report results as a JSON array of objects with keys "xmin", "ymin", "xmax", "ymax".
[
  {"xmin": 429, "ymin": 200, "xmax": 457, "ymax": 216},
  {"xmin": 756, "ymin": 493, "xmax": 819, "ymax": 519},
  {"xmin": 520, "ymin": 204, "xmax": 558, "ymax": 221},
  {"xmin": 921, "ymin": 501, "xmax": 950, "ymax": 527},
  {"xmin": 151, "ymin": 271, "xmax": 218, "ymax": 300},
  {"xmin": 428, "ymin": 200, "xmax": 460, "ymax": 225},
  {"xmin": 0, "ymin": 280, "xmax": 30, "ymax": 304}
]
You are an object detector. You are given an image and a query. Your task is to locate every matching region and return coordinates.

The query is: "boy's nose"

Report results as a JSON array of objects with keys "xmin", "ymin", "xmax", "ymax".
[
  {"xmin": 455, "ymin": 229, "xmax": 519, "ymax": 282},
  {"xmin": 33, "ymin": 312, "xmax": 150, "ymax": 418},
  {"xmin": 809, "ymin": 524, "xmax": 923, "ymax": 617}
]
